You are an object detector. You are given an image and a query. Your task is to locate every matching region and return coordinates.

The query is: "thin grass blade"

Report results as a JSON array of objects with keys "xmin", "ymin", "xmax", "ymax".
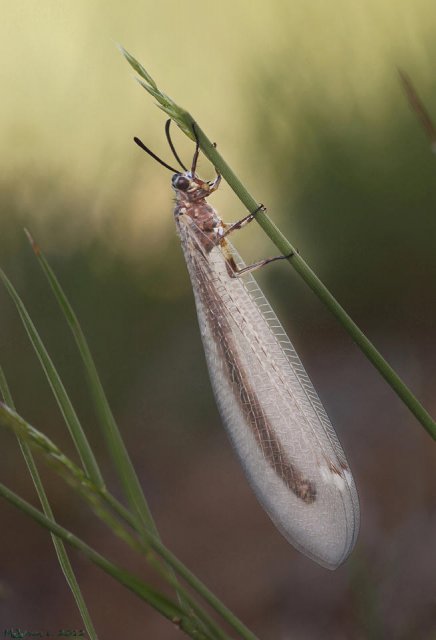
[
  {"xmin": 119, "ymin": 46, "xmax": 194, "ymax": 139},
  {"xmin": 0, "ymin": 368, "xmax": 98, "ymax": 639},
  {"xmin": 399, "ymin": 70, "xmax": 436, "ymax": 153},
  {"xmin": 23, "ymin": 231, "xmax": 157, "ymax": 536},
  {"xmin": 0, "ymin": 267, "xmax": 104, "ymax": 485}
]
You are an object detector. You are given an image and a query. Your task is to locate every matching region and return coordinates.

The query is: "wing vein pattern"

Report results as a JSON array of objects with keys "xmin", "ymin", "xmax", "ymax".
[{"xmin": 176, "ymin": 217, "xmax": 360, "ymax": 569}]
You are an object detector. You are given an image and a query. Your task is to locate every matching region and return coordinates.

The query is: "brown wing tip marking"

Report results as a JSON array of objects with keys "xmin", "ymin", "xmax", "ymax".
[
  {"xmin": 296, "ymin": 478, "xmax": 317, "ymax": 504},
  {"xmin": 275, "ymin": 458, "xmax": 317, "ymax": 504}
]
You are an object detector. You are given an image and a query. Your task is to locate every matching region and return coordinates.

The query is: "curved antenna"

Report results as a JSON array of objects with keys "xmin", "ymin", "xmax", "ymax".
[
  {"xmin": 133, "ymin": 137, "xmax": 179, "ymax": 173},
  {"xmin": 165, "ymin": 120, "xmax": 188, "ymax": 171},
  {"xmin": 191, "ymin": 122, "xmax": 201, "ymax": 175}
]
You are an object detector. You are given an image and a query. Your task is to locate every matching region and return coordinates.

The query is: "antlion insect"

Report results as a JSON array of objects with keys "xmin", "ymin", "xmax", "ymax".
[{"xmin": 134, "ymin": 122, "xmax": 360, "ymax": 569}]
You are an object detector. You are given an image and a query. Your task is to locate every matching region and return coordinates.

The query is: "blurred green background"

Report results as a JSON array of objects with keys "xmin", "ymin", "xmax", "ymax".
[{"xmin": 1, "ymin": 1, "xmax": 436, "ymax": 638}]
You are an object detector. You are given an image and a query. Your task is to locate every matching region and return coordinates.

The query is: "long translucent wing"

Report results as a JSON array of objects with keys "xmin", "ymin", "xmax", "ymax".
[{"xmin": 176, "ymin": 216, "xmax": 360, "ymax": 569}]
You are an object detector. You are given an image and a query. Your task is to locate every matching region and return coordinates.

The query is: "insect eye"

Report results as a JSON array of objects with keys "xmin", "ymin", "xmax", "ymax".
[{"xmin": 172, "ymin": 175, "xmax": 190, "ymax": 191}]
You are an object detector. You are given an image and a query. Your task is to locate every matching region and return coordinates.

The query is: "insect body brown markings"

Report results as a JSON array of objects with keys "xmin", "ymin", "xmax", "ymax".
[{"xmin": 175, "ymin": 198, "xmax": 219, "ymax": 253}]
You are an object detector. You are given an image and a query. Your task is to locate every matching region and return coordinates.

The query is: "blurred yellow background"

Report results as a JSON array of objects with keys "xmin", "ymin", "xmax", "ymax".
[{"xmin": 1, "ymin": 1, "xmax": 436, "ymax": 638}]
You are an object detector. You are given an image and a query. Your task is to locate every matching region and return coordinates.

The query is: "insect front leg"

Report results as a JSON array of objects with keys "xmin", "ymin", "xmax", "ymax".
[{"xmin": 208, "ymin": 172, "xmax": 222, "ymax": 193}]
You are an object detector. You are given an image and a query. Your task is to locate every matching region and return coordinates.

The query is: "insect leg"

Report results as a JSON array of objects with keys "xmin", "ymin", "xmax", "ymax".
[
  {"xmin": 208, "ymin": 173, "xmax": 222, "ymax": 193},
  {"xmin": 226, "ymin": 252, "xmax": 295, "ymax": 278},
  {"xmin": 222, "ymin": 204, "xmax": 267, "ymax": 238}
]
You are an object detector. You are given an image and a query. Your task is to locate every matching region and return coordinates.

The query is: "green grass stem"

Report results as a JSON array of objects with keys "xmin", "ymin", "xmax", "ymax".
[
  {"xmin": 0, "ymin": 268, "xmax": 105, "ymax": 483},
  {"xmin": 23, "ymin": 230, "xmax": 158, "ymax": 535}
]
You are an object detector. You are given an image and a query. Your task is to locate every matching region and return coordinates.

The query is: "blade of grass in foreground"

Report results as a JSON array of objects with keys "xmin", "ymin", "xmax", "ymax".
[
  {"xmin": 0, "ymin": 482, "xmax": 210, "ymax": 640},
  {"xmin": 24, "ymin": 230, "xmax": 157, "ymax": 537},
  {"xmin": 0, "ymin": 402, "xmax": 256, "ymax": 640},
  {"xmin": 0, "ymin": 367, "xmax": 98, "ymax": 640},
  {"xmin": 120, "ymin": 47, "xmax": 436, "ymax": 441},
  {"xmin": 11, "ymin": 238, "xmax": 223, "ymax": 637},
  {"xmin": 0, "ymin": 267, "xmax": 104, "ymax": 486}
]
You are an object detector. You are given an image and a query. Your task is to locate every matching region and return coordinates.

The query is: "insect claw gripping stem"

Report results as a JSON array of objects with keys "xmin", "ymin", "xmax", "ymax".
[
  {"xmin": 208, "ymin": 173, "xmax": 222, "ymax": 192},
  {"xmin": 252, "ymin": 203, "xmax": 267, "ymax": 216}
]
